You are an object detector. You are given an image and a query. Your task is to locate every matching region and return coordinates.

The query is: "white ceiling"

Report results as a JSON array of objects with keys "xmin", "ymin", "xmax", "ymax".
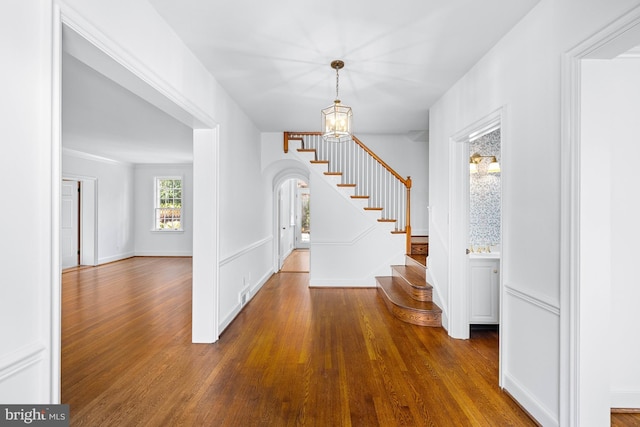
[
  {"xmin": 62, "ymin": 52, "xmax": 194, "ymax": 164},
  {"xmin": 62, "ymin": 0, "xmax": 542, "ymax": 164},
  {"xmin": 148, "ymin": 0, "xmax": 540, "ymax": 134}
]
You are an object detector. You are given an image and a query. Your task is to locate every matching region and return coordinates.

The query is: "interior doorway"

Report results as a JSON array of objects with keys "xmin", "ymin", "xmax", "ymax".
[
  {"xmin": 561, "ymin": 8, "xmax": 640, "ymax": 421},
  {"xmin": 53, "ymin": 12, "xmax": 220, "ymax": 403},
  {"xmin": 467, "ymin": 127, "xmax": 501, "ymax": 328},
  {"xmin": 296, "ymin": 181, "xmax": 310, "ymax": 249},
  {"xmin": 61, "ymin": 179, "xmax": 80, "ymax": 269},
  {"xmin": 449, "ymin": 108, "xmax": 504, "ymax": 385},
  {"xmin": 571, "ymin": 39, "xmax": 640, "ymax": 417},
  {"xmin": 61, "ymin": 176, "xmax": 97, "ymax": 268},
  {"xmin": 276, "ymin": 176, "xmax": 310, "ymax": 271}
]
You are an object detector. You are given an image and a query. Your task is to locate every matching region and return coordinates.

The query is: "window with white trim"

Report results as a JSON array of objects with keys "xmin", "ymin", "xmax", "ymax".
[{"xmin": 154, "ymin": 177, "xmax": 183, "ymax": 231}]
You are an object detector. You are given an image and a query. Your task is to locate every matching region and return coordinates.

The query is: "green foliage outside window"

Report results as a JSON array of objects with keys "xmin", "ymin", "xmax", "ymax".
[{"xmin": 156, "ymin": 178, "xmax": 182, "ymax": 230}]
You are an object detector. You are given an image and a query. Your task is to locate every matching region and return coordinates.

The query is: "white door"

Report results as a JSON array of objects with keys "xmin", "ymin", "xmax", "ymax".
[
  {"xmin": 278, "ymin": 189, "xmax": 287, "ymax": 267},
  {"xmin": 61, "ymin": 180, "xmax": 79, "ymax": 269},
  {"xmin": 295, "ymin": 185, "xmax": 310, "ymax": 249}
]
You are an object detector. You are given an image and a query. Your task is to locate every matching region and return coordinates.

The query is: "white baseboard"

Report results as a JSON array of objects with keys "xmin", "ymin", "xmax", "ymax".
[
  {"xmin": 218, "ymin": 269, "xmax": 274, "ymax": 334},
  {"xmin": 250, "ymin": 270, "xmax": 274, "ymax": 297},
  {"xmin": 612, "ymin": 389, "xmax": 640, "ymax": 409},
  {"xmin": 219, "ymin": 304, "xmax": 242, "ymax": 334},
  {"xmin": 134, "ymin": 251, "xmax": 193, "ymax": 257},
  {"xmin": 503, "ymin": 373, "xmax": 557, "ymax": 427},
  {"xmin": 98, "ymin": 252, "xmax": 135, "ymax": 265},
  {"xmin": 309, "ymin": 278, "xmax": 376, "ymax": 287}
]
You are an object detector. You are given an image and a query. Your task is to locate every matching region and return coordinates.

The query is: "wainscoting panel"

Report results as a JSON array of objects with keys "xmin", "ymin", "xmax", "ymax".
[
  {"xmin": 0, "ymin": 343, "xmax": 48, "ymax": 403},
  {"xmin": 503, "ymin": 288, "xmax": 560, "ymax": 426}
]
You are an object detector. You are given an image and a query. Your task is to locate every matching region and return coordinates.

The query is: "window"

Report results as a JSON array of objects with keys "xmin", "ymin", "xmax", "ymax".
[{"xmin": 154, "ymin": 177, "xmax": 183, "ymax": 231}]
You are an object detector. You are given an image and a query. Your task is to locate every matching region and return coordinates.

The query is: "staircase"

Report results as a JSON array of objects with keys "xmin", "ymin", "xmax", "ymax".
[
  {"xmin": 284, "ymin": 132, "xmax": 441, "ymax": 327},
  {"xmin": 376, "ymin": 236, "xmax": 442, "ymax": 327}
]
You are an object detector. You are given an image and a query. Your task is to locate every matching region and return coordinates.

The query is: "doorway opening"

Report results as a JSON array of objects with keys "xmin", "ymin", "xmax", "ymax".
[
  {"xmin": 52, "ymin": 10, "xmax": 220, "ymax": 401},
  {"xmin": 563, "ymin": 14, "xmax": 640, "ymax": 419},
  {"xmin": 450, "ymin": 108, "xmax": 504, "ymax": 385},
  {"xmin": 277, "ymin": 178, "xmax": 311, "ymax": 271},
  {"xmin": 468, "ymin": 127, "xmax": 501, "ymax": 329},
  {"xmin": 61, "ymin": 179, "xmax": 80, "ymax": 269},
  {"xmin": 61, "ymin": 176, "xmax": 97, "ymax": 270},
  {"xmin": 296, "ymin": 180, "xmax": 310, "ymax": 249}
]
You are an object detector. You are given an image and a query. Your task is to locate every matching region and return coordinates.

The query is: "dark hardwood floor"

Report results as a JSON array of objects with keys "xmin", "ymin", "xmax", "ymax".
[{"xmin": 61, "ymin": 256, "xmax": 639, "ymax": 426}]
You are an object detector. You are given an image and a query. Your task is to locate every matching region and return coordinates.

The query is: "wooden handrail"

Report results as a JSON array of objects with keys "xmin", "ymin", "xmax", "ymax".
[
  {"xmin": 284, "ymin": 131, "xmax": 321, "ymax": 153},
  {"xmin": 405, "ymin": 177, "xmax": 412, "ymax": 255},
  {"xmin": 284, "ymin": 131, "xmax": 413, "ymax": 253},
  {"xmin": 285, "ymin": 133, "xmax": 410, "ymax": 189},
  {"xmin": 351, "ymin": 136, "xmax": 411, "ymax": 188}
]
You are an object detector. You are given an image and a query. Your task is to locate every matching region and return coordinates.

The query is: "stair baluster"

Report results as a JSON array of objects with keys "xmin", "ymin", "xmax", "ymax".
[{"xmin": 284, "ymin": 132, "xmax": 411, "ymax": 253}]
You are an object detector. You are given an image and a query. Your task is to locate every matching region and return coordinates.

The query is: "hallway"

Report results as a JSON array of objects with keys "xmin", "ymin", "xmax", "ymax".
[
  {"xmin": 62, "ymin": 256, "xmax": 533, "ymax": 425},
  {"xmin": 61, "ymin": 256, "xmax": 640, "ymax": 425},
  {"xmin": 280, "ymin": 249, "xmax": 309, "ymax": 273}
]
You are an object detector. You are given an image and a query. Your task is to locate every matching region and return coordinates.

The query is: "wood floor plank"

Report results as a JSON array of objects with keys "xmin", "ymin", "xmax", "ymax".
[
  {"xmin": 280, "ymin": 249, "xmax": 310, "ymax": 273},
  {"xmin": 61, "ymin": 257, "xmax": 639, "ymax": 426}
]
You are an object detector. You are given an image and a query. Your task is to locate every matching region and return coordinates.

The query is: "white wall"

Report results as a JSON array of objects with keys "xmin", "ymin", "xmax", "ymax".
[
  {"xmin": 582, "ymin": 58, "xmax": 640, "ymax": 414},
  {"xmin": 58, "ymin": 0, "xmax": 272, "ymax": 338},
  {"xmin": 134, "ymin": 164, "xmax": 193, "ymax": 256},
  {"xmin": 427, "ymin": 0, "xmax": 640, "ymax": 424},
  {"xmin": 357, "ymin": 134, "xmax": 429, "ymax": 235},
  {"xmin": 1, "ymin": 0, "xmax": 273, "ymax": 401},
  {"xmin": 309, "ymin": 165, "xmax": 405, "ymax": 287},
  {"xmin": 0, "ymin": 0, "xmax": 55, "ymax": 403},
  {"xmin": 261, "ymin": 133, "xmax": 406, "ymax": 286},
  {"xmin": 217, "ymin": 103, "xmax": 273, "ymax": 333},
  {"xmin": 63, "ymin": 150, "xmax": 135, "ymax": 264}
]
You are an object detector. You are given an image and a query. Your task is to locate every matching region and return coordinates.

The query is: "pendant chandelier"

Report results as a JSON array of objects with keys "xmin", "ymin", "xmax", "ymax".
[{"xmin": 321, "ymin": 60, "xmax": 353, "ymax": 143}]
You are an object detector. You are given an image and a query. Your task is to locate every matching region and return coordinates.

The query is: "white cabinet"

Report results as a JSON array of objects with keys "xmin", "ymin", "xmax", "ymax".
[{"xmin": 469, "ymin": 257, "xmax": 500, "ymax": 324}]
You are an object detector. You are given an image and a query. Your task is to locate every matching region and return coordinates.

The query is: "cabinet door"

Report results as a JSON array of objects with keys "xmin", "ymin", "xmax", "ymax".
[{"xmin": 469, "ymin": 260, "xmax": 499, "ymax": 323}]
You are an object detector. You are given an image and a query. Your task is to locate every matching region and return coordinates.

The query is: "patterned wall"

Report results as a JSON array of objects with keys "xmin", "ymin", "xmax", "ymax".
[{"xmin": 469, "ymin": 129, "xmax": 501, "ymax": 247}]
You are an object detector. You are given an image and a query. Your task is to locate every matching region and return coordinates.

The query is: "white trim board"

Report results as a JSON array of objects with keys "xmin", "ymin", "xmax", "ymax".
[
  {"xmin": 560, "ymin": 4, "xmax": 640, "ymax": 424},
  {"xmin": 220, "ymin": 236, "xmax": 273, "ymax": 266}
]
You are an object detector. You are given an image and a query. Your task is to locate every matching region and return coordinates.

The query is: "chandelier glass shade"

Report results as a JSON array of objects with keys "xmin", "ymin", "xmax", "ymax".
[{"xmin": 322, "ymin": 60, "xmax": 353, "ymax": 143}]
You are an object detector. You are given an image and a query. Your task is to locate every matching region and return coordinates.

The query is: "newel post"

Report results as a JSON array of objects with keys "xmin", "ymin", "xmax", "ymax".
[
  {"xmin": 405, "ymin": 176, "xmax": 412, "ymax": 255},
  {"xmin": 283, "ymin": 132, "xmax": 289, "ymax": 153}
]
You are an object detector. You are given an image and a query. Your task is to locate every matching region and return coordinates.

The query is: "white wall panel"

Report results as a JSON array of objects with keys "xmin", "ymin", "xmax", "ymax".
[
  {"xmin": 582, "ymin": 59, "xmax": 640, "ymax": 413},
  {"xmin": 219, "ymin": 238, "xmax": 274, "ymax": 332},
  {"xmin": 308, "ymin": 154, "xmax": 405, "ymax": 287},
  {"xmin": 134, "ymin": 164, "xmax": 193, "ymax": 256},
  {"xmin": 0, "ymin": 0, "xmax": 55, "ymax": 403},
  {"xmin": 0, "ymin": 345, "xmax": 47, "ymax": 404},
  {"xmin": 62, "ymin": 150, "xmax": 135, "ymax": 264},
  {"xmin": 428, "ymin": 0, "xmax": 640, "ymax": 422}
]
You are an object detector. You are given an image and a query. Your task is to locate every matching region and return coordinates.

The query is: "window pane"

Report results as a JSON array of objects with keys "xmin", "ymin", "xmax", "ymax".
[{"xmin": 155, "ymin": 178, "xmax": 183, "ymax": 230}]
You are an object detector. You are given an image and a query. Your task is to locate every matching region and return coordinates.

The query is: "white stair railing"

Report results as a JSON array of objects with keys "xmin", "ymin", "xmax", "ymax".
[{"xmin": 285, "ymin": 132, "xmax": 412, "ymax": 253}]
